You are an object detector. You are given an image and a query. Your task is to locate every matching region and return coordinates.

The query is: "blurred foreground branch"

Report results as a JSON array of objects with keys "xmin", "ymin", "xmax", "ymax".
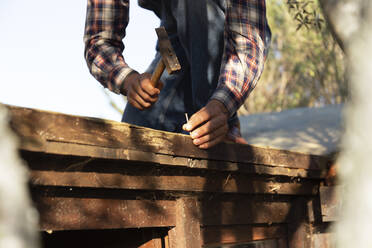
[
  {"xmin": 0, "ymin": 104, "xmax": 40, "ymax": 248},
  {"xmin": 324, "ymin": 1, "xmax": 372, "ymax": 246}
]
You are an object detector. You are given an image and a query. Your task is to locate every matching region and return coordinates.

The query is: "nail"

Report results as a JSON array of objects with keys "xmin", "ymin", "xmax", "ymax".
[{"xmin": 185, "ymin": 124, "xmax": 192, "ymax": 131}]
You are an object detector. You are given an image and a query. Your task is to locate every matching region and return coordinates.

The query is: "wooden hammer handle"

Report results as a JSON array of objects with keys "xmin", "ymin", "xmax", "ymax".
[{"xmin": 150, "ymin": 59, "xmax": 165, "ymax": 88}]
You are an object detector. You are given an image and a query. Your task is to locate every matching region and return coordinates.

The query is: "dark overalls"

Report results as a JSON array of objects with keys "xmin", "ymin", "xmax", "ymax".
[{"xmin": 122, "ymin": 0, "xmax": 238, "ymax": 133}]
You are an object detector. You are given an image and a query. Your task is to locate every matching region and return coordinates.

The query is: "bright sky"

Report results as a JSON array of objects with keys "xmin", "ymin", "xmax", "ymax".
[{"xmin": 0, "ymin": 1, "xmax": 159, "ymax": 121}]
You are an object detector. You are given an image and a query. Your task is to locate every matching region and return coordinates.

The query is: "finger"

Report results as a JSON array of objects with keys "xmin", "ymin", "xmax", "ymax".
[
  {"xmin": 226, "ymin": 134, "xmax": 248, "ymax": 144},
  {"xmin": 183, "ymin": 108, "xmax": 213, "ymax": 132},
  {"xmin": 140, "ymin": 74, "xmax": 161, "ymax": 96},
  {"xmin": 189, "ymin": 114, "xmax": 227, "ymax": 139},
  {"xmin": 192, "ymin": 124, "xmax": 228, "ymax": 146},
  {"xmin": 133, "ymin": 78, "xmax": 158, "ymax": 103},
  {"xmin": 234, "ymin": 137, "xmax": 248, "ymax": 144},
  {"xmin": 128, "ymin": 97, "xmax": 144, "ymax": 110},
  {"xmin": 141, "ymin": 79, "xmax": 161, "ymax": 97},
  {"xmin": 128, "ymin": 90, "xmax": 152, "ymax": 109},
  {"xmin": 198, "ymin": 134, "xmax": 226, "ymax": 149},
  {"xmin": 137, "ymin": 84, "xmax": 159, "ymax": 103}
]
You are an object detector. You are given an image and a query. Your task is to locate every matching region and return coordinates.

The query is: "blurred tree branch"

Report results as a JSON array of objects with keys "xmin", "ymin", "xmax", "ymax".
[
  {"xmin": 323, "ymin": 0, "xmax": 372, "ymax": 246},
  {"xmin": 103, "ymin": 89, "xmax": 124, "ymax": 115}
]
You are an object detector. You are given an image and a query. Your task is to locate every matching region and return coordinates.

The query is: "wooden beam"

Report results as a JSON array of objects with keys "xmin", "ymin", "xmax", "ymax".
[
  {"xmin": 201, "ymin": 200, "xmax": 291, "ymax": 225},
  {"xmin": 41, "ymin": 228, "xmax": 169, "ymax": 248},
  {"xmin": 30, "ymin": 170, "xmax": 319, "ymax": 196},
  {"xmin": 200, "ymin": 225, "xmax": 287, "ymax": 246},
  {"xmin": 320, "ymin": 186, "xmax": 342, "ymax": 222},
  {"xmin": 203, "ymin": 239, "xmax": 288, "ymax": 248},
  {"xmin": 287, "ymin": 198, "xmax": 312, "ymax": 248},
  {"xmin": 139, "ymin": 237, "xmax": 163, "ymax": 248},
  {"xmin": 312, "ymin": 233, "xmax": 334, "ymax": 248},
  {"xmin": 173, "ymin": 197, "xmax": 202, "ymax": 248},
  {"xmin": 34, "ymin": 194, "xmax": 294, "ymax": 231},
  {"xmin": 167, "ymin": 227, "xmax": 177, "ymax": 248},
  {"xmin": 22, "ymin": 146, "xmax": 326, "ymax": 179},
  {"xmin": 34, "ymin": 196, "xmax": 175, "ymax": 231},
  {"xmin": 8, "ymin": 105, "xmax": 329, "ymax": 171}
]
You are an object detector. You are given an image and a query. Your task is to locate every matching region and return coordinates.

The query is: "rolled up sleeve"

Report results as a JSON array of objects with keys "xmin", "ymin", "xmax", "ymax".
[
  {"xmin": 84, "ymin": 0, "xmax": 134, "ymax": 94},
  {"xmin": 211, "ymin": 0, "xmax": 271, "ymax": 116}
]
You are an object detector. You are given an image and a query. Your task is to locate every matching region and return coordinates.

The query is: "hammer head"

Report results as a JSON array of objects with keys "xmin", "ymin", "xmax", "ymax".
[{"xmin": 156, "ymin": 27, "xmax": 181, "ymax": 74}]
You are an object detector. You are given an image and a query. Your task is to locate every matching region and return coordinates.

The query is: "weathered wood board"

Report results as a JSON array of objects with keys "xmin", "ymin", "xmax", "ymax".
[
  {"xmin": 201, "ymin": 225, "xmax": 287, "ymax": 247},
  {"xmin": 8, "ymin": 105, "xmax": 329, "ymax": 173},
  {"xmin": 4, "ymin": 105, "xmax": 335, "ymax": 248},
  {"xmin": 320, "ymin": 186, "xmax": 342, "ymax": 222}
]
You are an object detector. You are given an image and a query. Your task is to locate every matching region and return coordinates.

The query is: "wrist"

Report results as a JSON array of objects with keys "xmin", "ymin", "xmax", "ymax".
[
  {"xmin": 120, "ymin": 70, "xmax": 139, "ymax": 96},
  {"xmin": 208, "ymin": 99, "xmax": 229, "ymax": 118}
]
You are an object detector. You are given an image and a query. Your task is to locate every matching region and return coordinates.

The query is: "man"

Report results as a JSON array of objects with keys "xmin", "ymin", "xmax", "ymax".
[{"xmin": 84, "ymin": 0, "xmax": 271, "ymax": 149}]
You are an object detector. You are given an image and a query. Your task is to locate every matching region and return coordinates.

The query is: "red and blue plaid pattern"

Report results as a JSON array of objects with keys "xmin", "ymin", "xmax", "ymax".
[
  {"xmin": 211, "ymin": 0, "xmax": 270, "ymax": 116},
  {"xmin": 84, "ymin": 0, "xmax": 133, "ymax": 94}
]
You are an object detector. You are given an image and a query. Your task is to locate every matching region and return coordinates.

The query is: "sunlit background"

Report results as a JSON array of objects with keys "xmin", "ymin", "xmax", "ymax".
[
  {"xmin": 0, "ymin": 0, "xmax": 159, "ymax": 121},
  {"xmin": 0, "ymin": 1, "xmax": 346, "ymax": 121}
]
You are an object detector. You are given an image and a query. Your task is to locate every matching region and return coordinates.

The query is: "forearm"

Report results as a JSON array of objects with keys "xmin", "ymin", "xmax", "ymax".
[
  {"xmin": 211, "ymin": 0, "xmax": 271, "ymax": 116},
  {"xmin": 83, "ymin": 0, "xmax": 134, "ymax": 94}
]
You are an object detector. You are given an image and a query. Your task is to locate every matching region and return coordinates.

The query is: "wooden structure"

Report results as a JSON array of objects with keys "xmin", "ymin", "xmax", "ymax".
[{"xmin": 7, "ymin": 105, "xmax": 337, "ymax": 248}]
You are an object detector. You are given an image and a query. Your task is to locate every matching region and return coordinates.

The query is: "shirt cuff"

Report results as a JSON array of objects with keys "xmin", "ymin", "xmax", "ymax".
[
  {"xmin": 210, "ymin": 85, "xmax": 242, "ymax": 118},
  {"xmin": 109, "ymin": 66, "xmax": 136, "ymax": 95}
]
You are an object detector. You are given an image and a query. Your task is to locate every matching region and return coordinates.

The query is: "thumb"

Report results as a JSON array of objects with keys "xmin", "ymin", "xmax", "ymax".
[
  {"xmin": 226, "ymin": 127, "xmax": 248, "ymax": 144},
  {"xmin": 227, "ymin": 135, "xmax": 248, "ymax": 144}
]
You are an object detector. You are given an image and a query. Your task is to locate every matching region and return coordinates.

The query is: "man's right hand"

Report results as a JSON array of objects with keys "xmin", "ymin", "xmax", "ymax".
[{"xmin": 122, "ymin": 72, "xmax": 162, "ymax": 110}]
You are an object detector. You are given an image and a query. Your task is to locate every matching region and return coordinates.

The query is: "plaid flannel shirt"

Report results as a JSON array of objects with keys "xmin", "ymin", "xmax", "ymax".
[{"xmin": 84, "ymin": 0, "xmax": 270, "ymax": 117}]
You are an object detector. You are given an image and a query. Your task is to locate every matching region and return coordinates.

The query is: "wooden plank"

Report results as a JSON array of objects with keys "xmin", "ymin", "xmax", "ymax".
[
  {"xmin": 201, "ymin": 200, "xmax": 291, "ymax": 225},
  {"xmin": 312, "ymin": 233, "xmax": 334, "ymax": 248},
  {"xmin": 139, "ymin": 238, "xmax": 162, "ymax": 248},
  {"xmin": 41, "ymin": 228, "xmax": 169, "ymax": 248},
  {"xmin": 277, "ymin": 238, "xmax": 288, "ymax": 248},
  {"xmin": 22, "ymin": 145, "xmax": 326, "ymax": 179},
  {"xmin": 201, "ymin": 225, "xmax": 287, "ymax": 246},
  {"xmin": 249, "ymin": 239, "xmax": 287, "ymax": 248},
  {"xmin": 173, "ymin": 197, "xmax": 202, "ymax": 248},
  {"xmin": 320, "ymin": 186, "xmax": 342, "ymax": 222},
  {"xmin": 8, "ymin": 105, "xmax": 329, "ymax": 171},
  {"xmin": 204, "ymin": 239, "xmax": 287, "ymax": 248},
  {"xmin": 287, "ymin": 198, "xmax": 312, "ymax": 248},
  {"xmin": 164, "ymin": 234, "xmax": 170, "ymax": 248},
  {"xmin": 34, "ymin": 196, "xmax": 175, "ymax": 231},
  {"xmin": 138, "ymin": 229, "xmax": 165, "ymax": 248},
  {"xmin": 168, "ymin": 227, "xmax": 177, "ymax": 248},
  {"xmin": 307, "ymin": 198, "xmax": 322, "ymax": 223},
  {"xmin": 30, "ymin": 170, "xmax": 319, "ymax": 196},
  {"xmin": 35, "ymin": 196, "xmax": 292, "ymax": 230}
]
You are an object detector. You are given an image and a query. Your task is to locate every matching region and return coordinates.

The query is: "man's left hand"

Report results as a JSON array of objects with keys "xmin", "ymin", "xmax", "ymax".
[{"xmin": 183, "ymin": 100, "xmax": 229, "ymax": 149}]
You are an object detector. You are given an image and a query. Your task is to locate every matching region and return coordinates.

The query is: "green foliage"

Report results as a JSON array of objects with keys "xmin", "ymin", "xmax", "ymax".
[
  {"xmin": 239, "ymin": 0, "xmax": 347, "ymax": 115},
  {"xmin": 287, "ymin": 0, "xmax": 324, "ymax": 30}
]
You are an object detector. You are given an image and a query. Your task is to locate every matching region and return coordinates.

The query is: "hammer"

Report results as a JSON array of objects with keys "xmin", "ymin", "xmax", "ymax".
[{"xmin": 150, "ymin": 27, "xmax": 181, "ymax": 88}]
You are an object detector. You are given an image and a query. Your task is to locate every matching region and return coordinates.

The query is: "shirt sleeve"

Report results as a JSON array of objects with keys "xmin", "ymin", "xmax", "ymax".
[
  {"xmin": 210, "ymin": 0, "xmax": 271, "ymax": 116},
  {"xmin": 84, "ymin": 0, "xmax": 135, "ymax": 94}
]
